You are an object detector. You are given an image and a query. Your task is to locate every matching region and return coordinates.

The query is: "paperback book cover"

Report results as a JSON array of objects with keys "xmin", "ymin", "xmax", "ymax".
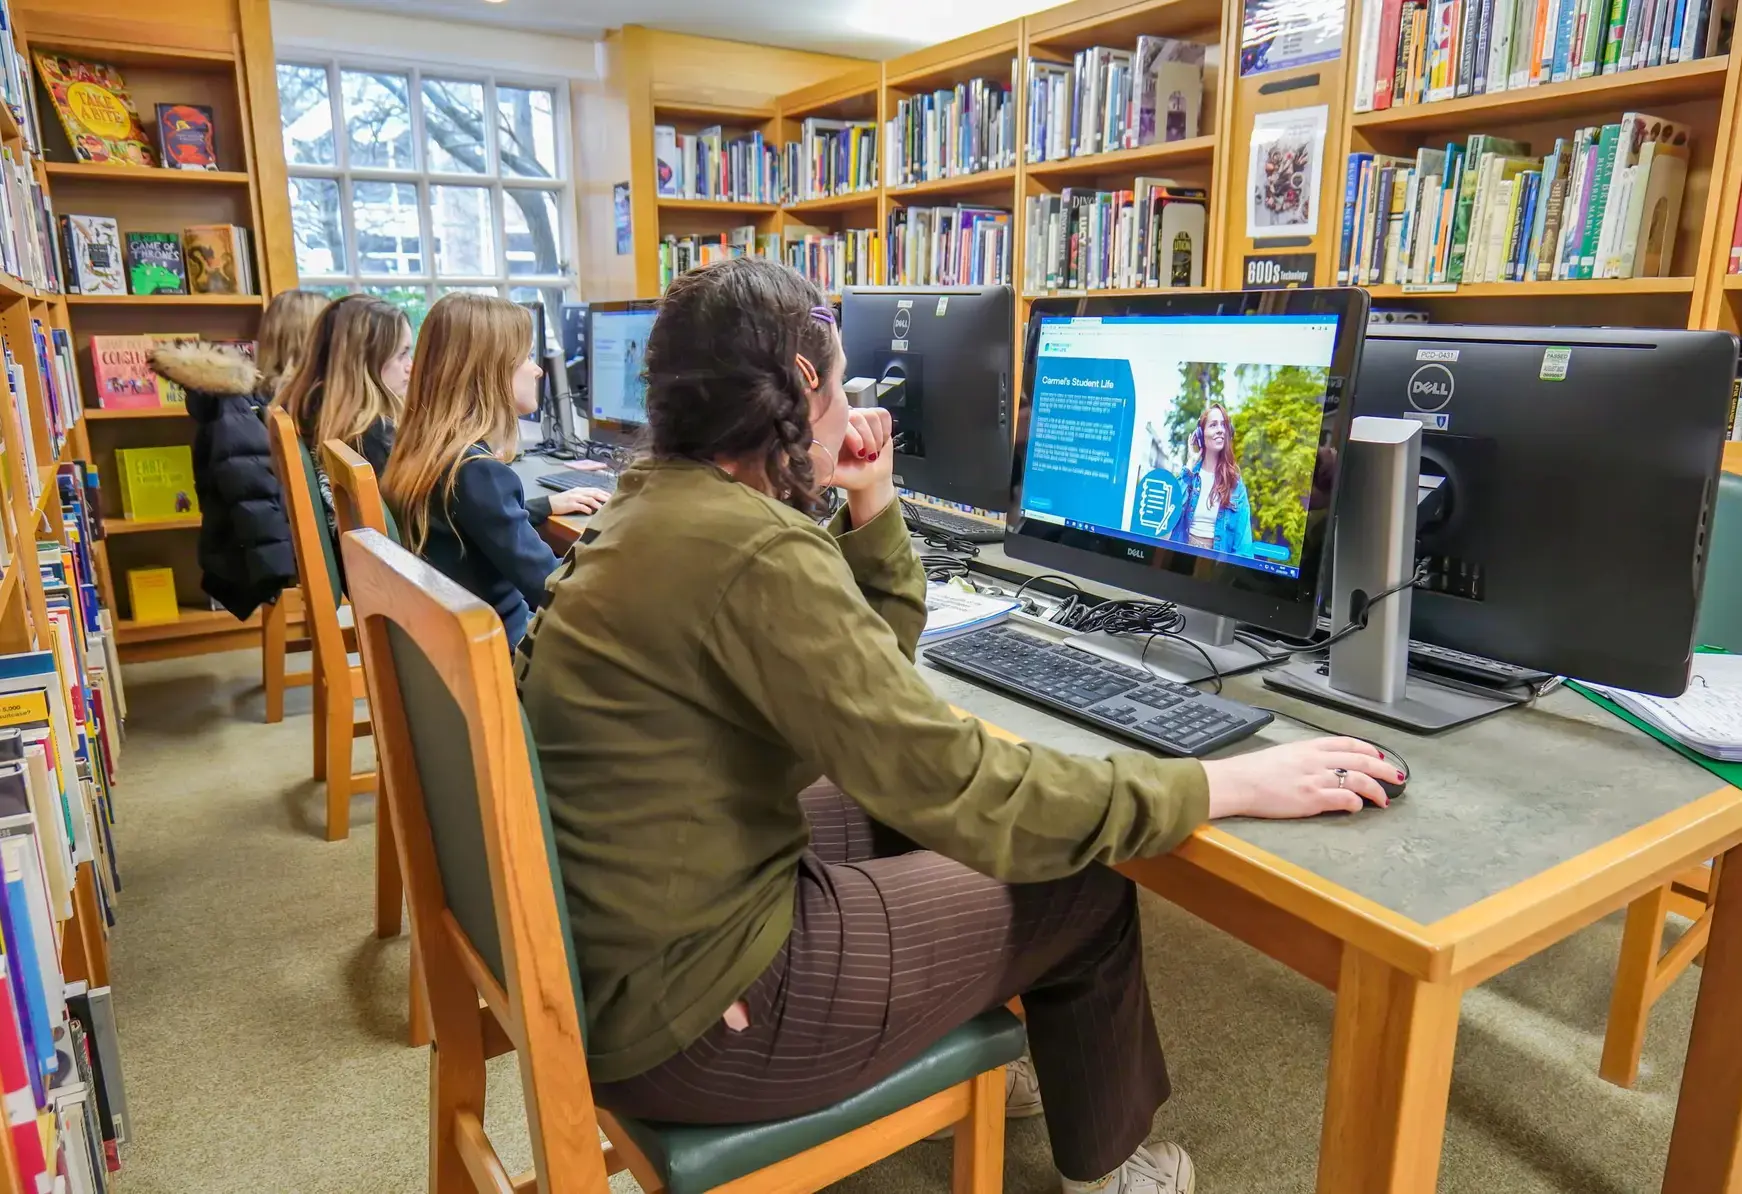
[
  {"xmin": 87, "ymin": 336, "xmax": 161, "ymax": 410},
  {"xmin": 182, "ymin": 224, "xmax": 239, "ymax": 295},
  {"xmin": 154, "ymin": 103, "xmax": 215, "ymax": 171},
  {"xmin": 115, "ymin": 446, "xmax": 197, "ymax": 521},
  {"xmin": 58, "ymin": 215, "xmax": 124, "ymax": 297},
  {"xmin": 124, "ymin": 232, "xmax": 187, "ymax": 296},
  {"xmin": 32, "ymin": 54, "xmax": 154, "ymax": 167}
]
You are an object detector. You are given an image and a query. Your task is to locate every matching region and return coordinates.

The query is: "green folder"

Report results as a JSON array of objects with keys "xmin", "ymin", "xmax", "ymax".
[{"xmin": 1568, "ymin": 649, "xmax": 1742, "ymax": 789}]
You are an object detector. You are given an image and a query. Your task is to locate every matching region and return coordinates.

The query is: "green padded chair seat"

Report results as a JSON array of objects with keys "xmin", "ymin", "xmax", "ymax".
[{"xmin": 609, "ymin": 1008, "xmax": 1027, "ymax": 1194}]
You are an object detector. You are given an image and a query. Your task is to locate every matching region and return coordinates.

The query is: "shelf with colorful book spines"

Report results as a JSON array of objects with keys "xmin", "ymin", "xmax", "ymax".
[{"xmin": 1341, "ymin": 0, "xmax": 1741, "ymax": 329}]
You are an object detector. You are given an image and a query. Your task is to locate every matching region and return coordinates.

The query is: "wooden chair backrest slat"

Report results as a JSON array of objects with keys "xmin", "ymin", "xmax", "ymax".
[
  {"xmin": 266, "ymin": 407, "xmax": 346, "ymax": 664},
  {"xmin": 320, "ymin": 437, "xmax": 398, "ymax": 543},
  {"xmin": 341, "ymin": 528, "xmax": 608, "ymax": 1194}
]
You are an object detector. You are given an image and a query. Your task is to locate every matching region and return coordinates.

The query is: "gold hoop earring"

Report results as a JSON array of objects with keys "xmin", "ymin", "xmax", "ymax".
[{"xmin": 807, "ymin": 439, "xmax": 836, "ymax": 488}]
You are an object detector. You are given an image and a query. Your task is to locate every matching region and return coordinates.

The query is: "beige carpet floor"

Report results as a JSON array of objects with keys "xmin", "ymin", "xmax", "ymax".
[{"xmin": 107, "ymin": 651, "xmax": 1704, "ymax": 1193}]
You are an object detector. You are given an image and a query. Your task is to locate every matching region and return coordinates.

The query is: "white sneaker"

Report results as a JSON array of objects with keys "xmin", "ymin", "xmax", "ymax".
[
  {"xmin": 1061, "ymin": 1142, "xmax": 1196, "ymax": 1194},
  {"xmin": 929, "ymin": 1055, "xmax": 1044, "ymax": 1139}
]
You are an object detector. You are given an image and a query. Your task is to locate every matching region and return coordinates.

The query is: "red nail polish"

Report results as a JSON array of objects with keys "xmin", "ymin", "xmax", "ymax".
[
  {"xmin": 1397, "ymin": 770, "xmax": 1407, "ymax": 782},
  {"xmin": 867, "ymin": 452, "xmax": 878, "ymax": 461},
  {"xmin": 1377, "ymin": 750, "xmax": 1386, "ymax": 759}
]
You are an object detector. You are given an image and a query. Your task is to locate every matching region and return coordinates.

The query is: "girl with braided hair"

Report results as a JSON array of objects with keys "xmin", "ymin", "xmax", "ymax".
[{"xmin": 518, "ymin": 257, "xmax": 1399, "ymax": 1194}]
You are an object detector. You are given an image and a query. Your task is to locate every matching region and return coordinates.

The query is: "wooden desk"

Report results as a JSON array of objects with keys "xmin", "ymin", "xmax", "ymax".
[
  {"xmin": 515, "ymin": 454, "xmax": 1742, "ymax": 1192},
  {"xmin": 931, "ymin": 664, "xmax": 1742, "ymax": 1194}
]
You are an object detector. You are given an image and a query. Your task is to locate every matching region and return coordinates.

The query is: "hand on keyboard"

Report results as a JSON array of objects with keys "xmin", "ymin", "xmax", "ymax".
[
  {"xmin": 548, "ymin": 486, "xmax": 612, "ymax": 516},
  {"xmin": 1202, "ymin": 737, "xmax": 1403, "ymax": 817}
]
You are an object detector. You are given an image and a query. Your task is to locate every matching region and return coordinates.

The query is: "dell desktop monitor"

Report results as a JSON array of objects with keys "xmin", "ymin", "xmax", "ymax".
[
  {"xmin": 841, "ymin": 285, "xmax": 1014, "ymax": 513},
  {"xmin": 1006, "ymin": 288, "xmax": 1369, "ymax": 678},
  {"xmin": 587, "ymin": 299, "xmax": 659, "ymax": 446},
  {"xmin": 1354, "ymin": 323, "xmax": 1737, "ymax": 696}
]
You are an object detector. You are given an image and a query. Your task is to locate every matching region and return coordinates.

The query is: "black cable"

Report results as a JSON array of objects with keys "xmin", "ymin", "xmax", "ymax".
[
  {"xmin": 1146, "ymin": 631, "xmax": 1224, "ymax": 694},
  {"xmin": 902, "ymin": 501, "xmax": 982, "ymax": 557},
  {"xmin": 1011, "ymin": 573, "xmax": 1089, "ymax": 607},
  {"xmin": 921, "ymin": 554, "xmax": 972, "ymax": 583},
  {"xmin": 1266, "ymin": 563, "xmax": 1431, "ymax": 659}
]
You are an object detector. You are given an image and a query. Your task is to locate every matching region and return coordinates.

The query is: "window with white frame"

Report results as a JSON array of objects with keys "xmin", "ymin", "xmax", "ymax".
[{"xmin": 276, "ymin": 59, "xmax": 573, "ymax": 347}]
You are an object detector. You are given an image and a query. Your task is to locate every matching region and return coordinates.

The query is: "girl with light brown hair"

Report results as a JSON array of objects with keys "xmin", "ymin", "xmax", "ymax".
[
  {"xmin": 254, "ymin": 287, "xmax": 329, "ymax": 399},
  {"xmin": 382, "ymin": 292, "xmax": 607, "ymax": 646},
  {"xmin": 273, "ymin": 293, "xmax": 412, "ymax": 478}
]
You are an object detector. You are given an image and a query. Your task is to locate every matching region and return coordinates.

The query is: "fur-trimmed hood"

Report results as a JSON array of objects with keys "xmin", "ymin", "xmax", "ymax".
[{"xmin": 149, "ymin": 342, "xmax": 261, "ymax": 398}]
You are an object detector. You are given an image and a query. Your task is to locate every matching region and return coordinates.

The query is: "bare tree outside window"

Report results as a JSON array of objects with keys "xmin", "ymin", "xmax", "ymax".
[{"xmin": 279, "ymin": 58, "xmax": 573, "ymax": 346}]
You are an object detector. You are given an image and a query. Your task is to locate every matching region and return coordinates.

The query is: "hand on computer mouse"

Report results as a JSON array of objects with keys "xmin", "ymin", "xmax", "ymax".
[
  {"xmin": 1202, "ymin": 736, "xmax": 1405, "ymax": 818},
  {"xmin": 549, "ymin": 487, "xmax": 612, "ymax": 516}
]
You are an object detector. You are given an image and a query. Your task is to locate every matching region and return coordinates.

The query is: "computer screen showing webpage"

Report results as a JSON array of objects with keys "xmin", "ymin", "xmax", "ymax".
[
  {"xmin": 1021, "ymin": 314, "xmax": 1338, "ymax": 580},
  {"xmin": 590, "ymin": 309, "xmax": 658, "ymax": 426}
]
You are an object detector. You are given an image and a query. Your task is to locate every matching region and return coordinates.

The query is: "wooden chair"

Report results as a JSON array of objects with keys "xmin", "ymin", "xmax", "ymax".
[
  {"xmin": 321, "ymin": 438, "xmax": 427, "ymax": 1046},
  {"xmin": 1600, "ymin": 462, "xmax": 1741, "ymax": 1087},
  {"xmin": 341, "ymin": 525, "xmax": 1024, "ymax": 1194},
  {"xmin": 266, "ymin": 406, "xmax": 375, "ymax": 841},
  {"xmin": 262, "ymin": 586, "xmax": 312, "ymax": 724}
]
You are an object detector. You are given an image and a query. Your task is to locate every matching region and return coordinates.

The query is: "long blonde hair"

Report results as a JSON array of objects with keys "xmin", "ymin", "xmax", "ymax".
[
  {"xmin": 383, "ymin": 293, "xmax": 532, "ymax": 552},
  {"xmin": 255, "ymin": 289, "xmax": 329, "ymax": 398},
  {"xmin": 273, "ymin": 294, "xmax": 408, "ymax": 448}
]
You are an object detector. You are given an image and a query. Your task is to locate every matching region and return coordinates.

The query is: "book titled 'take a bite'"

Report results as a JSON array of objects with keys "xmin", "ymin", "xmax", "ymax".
[{"xmin": 32, "ymin": 54, "xmax": 155, "ymax": 167}]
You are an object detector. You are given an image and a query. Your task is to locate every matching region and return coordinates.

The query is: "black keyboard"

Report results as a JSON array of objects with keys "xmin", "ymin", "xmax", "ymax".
[
  {"xmin": 1407, "ymin": 640, "xmax": 1552, "ymax": 686},
  {"xmin": 904, "ymin": 505, "xmax": 1005, "ymax": 544},
  {"xmin": 537, "ymin": 468, "xmax": 619, "ymax": 494},
  {"xmin": 925, "ymin": 626, "xmax": 1272, "ymax": 757}
]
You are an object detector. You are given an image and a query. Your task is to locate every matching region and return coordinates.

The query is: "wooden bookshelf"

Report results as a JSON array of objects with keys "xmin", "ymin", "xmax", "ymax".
[{"xmin": 27, "ymin": 1, "xmax": 294, "ymax": 660}]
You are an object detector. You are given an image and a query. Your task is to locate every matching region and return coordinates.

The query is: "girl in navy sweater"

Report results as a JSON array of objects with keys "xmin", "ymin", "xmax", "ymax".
[{"xmin": 383, "ymin": 293, "xmax": 609, "ymax": 645}]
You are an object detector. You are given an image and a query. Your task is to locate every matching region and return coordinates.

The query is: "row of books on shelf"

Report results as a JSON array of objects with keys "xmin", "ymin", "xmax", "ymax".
[
  {"xmin": 1336, "ymin": 117, "xmax": 1690, "ymax": 287},
  {"xmin": 88, "ymin": 334, "xmax": 255, "ymax": 412},
  {"xmin": 0, "ymin": 0, "xmax": 39, "ymax": 156},
  {"xmin": 62, "ymin": 218, "xmax": 258, "ymax": 298},
  {"xmin": 886, "ymin": 204, "xmax": 1012, "ymax": 287},
  {"xmin": 2, "ymin": 322, "xmax": 82, "ymax": 508},
  {"xmin": 0, "ymin": 463, "xmax": 129, "ymax": 1194},
  {"xmin": 1351, "ymin": 0, "xmax": 1733, "ymax": 112},
  {"xmin": 0, "ymin": 147, "xmax": 58, "ymax": 293},
  {"xmin": 655, "ymin": 121, "xmax": 880, "ymax": 205},
  {"xmin": 656, "ymin": 225, "xmax": 882, "ymax": 292},
  {"xmin": 1024, "ymin": 38, "xmax": 1205, "ymax": 164},
  {"xmin": 887, "ymin": 79, "xmax": 1017, "ymax": 188},
  {"xmin": 1022, "ymin": 182, "xmax": 1207, "ymax": 293},
  {"xmin": 787, "ymin": 119, "xmax": 879, "ymax": 201},
  {"xmin": 785, "ymin": 226, "xmax": 880, "ymax": 291},
  {"xmin": 653, "ymin": 127, "xmax": 783, "ymax": 205}
]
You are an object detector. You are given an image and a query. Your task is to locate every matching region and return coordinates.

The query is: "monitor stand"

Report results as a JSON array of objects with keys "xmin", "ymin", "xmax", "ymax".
[
  {"xmin": 1264, "ymin": 416, "xmax": 1514, "ymax": 733},
  {"xmin": 1065, "ymin": 607, "xmax": 1269, "ymax": 685}
]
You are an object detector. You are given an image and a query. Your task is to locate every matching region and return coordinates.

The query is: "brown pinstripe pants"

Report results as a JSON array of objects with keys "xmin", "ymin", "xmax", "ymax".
[{"xmin": 592, "ymin": 782, "xmax": 1172, "ymax": 1181}]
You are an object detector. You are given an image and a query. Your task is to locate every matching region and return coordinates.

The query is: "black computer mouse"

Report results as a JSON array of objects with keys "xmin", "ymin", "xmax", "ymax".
[{"xmin": 1373, "ymin": 746, "xmax": 1409, "ymax": 802}]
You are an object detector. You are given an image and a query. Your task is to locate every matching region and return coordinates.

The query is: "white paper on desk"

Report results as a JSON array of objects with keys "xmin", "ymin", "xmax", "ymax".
[
  {"xmin": 920, "ymin": 586, "xmax": 1020, "ymax": 646},
  {"xmin": 1587, "ymin": 655, "xmax": 1742, "ymax": 761}
]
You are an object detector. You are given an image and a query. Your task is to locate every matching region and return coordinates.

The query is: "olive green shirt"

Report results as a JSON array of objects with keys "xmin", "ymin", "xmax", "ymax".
[{"xmin": 517, "ymin": 458, "xmax": 1210, "ymax": 1082}]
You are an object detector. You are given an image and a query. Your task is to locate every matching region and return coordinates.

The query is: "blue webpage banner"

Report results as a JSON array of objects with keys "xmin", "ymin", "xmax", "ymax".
[{"xmin": 1023, "ymin": 357, "xmax": 1138, "ymax": 528}]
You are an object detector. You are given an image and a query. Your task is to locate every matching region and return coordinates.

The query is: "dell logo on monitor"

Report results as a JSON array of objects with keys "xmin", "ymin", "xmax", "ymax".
[
  {"xmin": 1126, "ymin": 546, "xmax": 1146, "ymax": 560},
  {"xmin": 1407, "ymin": 364, "xmax": 1455, "ymax": 412}
]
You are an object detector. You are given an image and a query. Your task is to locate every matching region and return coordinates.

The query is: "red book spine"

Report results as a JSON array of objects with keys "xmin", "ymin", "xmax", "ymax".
[{"xmin": 1374, "ymin": 0, "xmax": 1407, "ymax": 108}]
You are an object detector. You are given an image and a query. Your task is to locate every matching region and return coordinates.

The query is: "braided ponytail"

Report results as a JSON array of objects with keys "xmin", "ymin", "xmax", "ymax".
[{"xmin": 644, "ymin": 257, "xmax": 840, "ymax": 516}]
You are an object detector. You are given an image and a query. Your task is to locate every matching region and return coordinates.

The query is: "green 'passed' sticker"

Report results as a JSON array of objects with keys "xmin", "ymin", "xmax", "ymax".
[{"xmin": 1540, "ymin": 348, "xmax": 1571, "ymax": 381}]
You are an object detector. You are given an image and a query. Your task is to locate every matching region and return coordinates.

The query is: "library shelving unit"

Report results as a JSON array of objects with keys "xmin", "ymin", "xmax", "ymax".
[
  {"xmin": 881, "ymin": 19, "xmax": 1024, "ymax": 241},
  {"xmin": 775, "ymin": 62, "xmax": 885, "ymax": 293},
  {"xmin": 1017, "ymin": 0, "xmax": 1230, "ymax": 316},
  {"xmin": 1338, "ymin": 10, "xmax": 1742, "ymax": 331},
  {"xmin": 25, "ymin": 8, "xmax": 291, "ymax": 662}
]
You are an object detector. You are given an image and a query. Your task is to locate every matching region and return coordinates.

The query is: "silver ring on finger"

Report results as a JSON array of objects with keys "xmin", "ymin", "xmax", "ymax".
[{"xmin": 1333, "ymin": 767, "xmax": 1348, "ymax": 789}]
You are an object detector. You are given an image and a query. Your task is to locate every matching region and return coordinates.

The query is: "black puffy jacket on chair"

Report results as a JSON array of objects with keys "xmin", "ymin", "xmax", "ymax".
[{"xmin": 150, "ymin": 344, "xmax": 298, "ymax": 619}]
